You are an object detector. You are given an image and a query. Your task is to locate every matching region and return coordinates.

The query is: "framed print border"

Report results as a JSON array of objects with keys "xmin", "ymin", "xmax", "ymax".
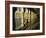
[{"xmin": 5, "ymin": 1, "xmax": 45, "ymax": 37}]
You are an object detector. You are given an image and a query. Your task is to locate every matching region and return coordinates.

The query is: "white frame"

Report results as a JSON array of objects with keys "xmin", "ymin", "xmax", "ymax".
[{"xmin": 10, "ymin": 4, "xmax": 43, "ymax": 34}]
